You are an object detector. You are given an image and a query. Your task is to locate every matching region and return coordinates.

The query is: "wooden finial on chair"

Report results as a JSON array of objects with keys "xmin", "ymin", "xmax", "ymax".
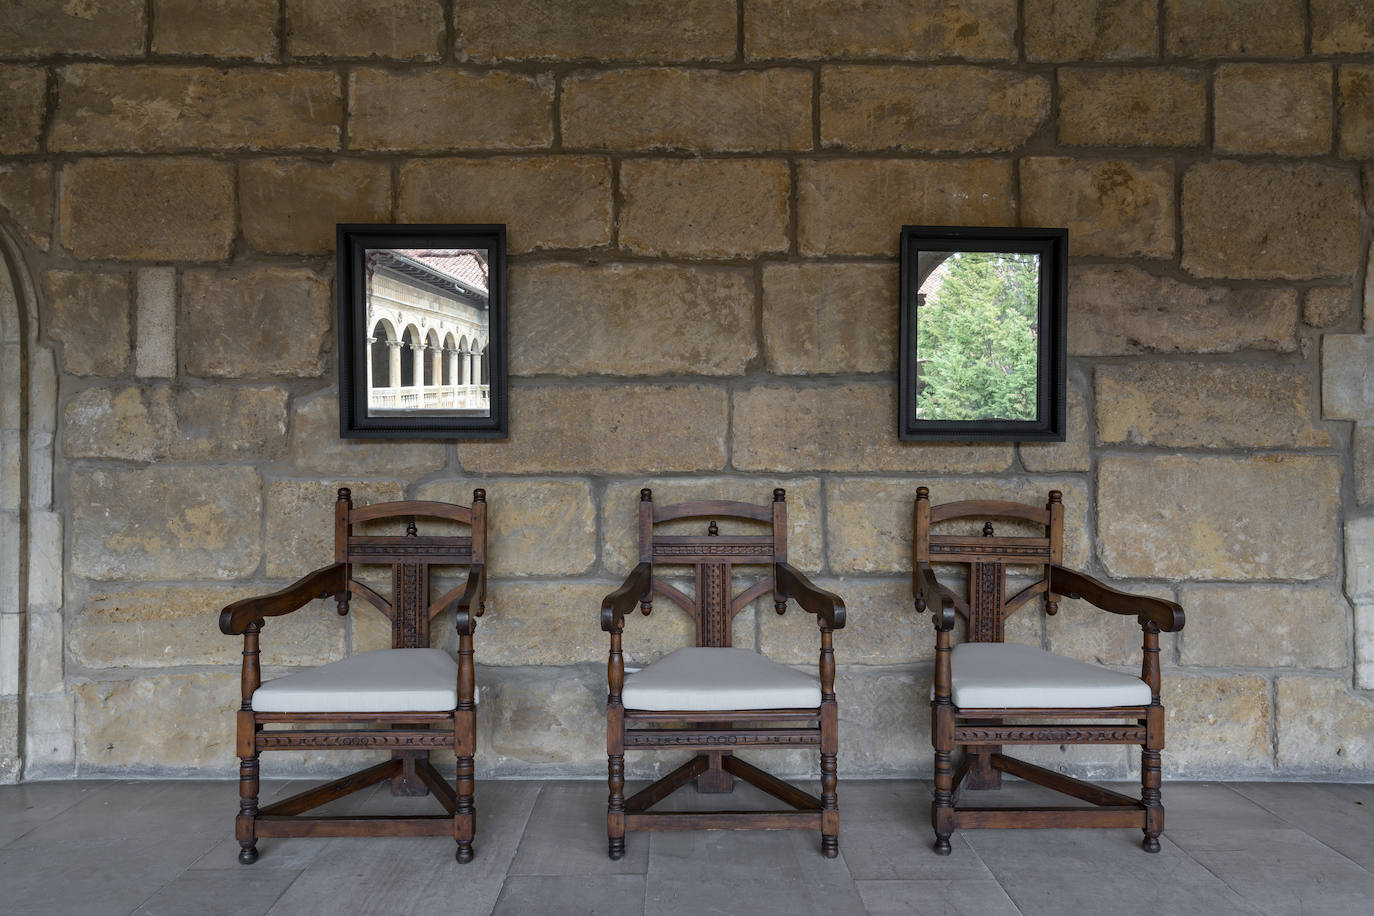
[
  {"xmin": 1048, "ymin": 490, "xmax": 1062, "ymax": 505},
  {"xmin": 916, "ymin": 486, "xmax": 929, "ymax": 501},
  {"xmin": 337, "ymin": 487, "xmax": 352, "ymax": 504},
  {"xmin": 640, "ymin": 488, "xmax": 652, "ymax": 502},
  {"xmin": 773, "ymin": 488, "xmax": 786, "ymax": 502},
  {"xmin": 708, "ymin": 521, "xmax": 719, "ymax": 536},
  {"xmin": 406, "ymin": 519, "xmax": 418, "ymax": 537},
  {"xmin": 982, "ymin": 521, "xmax": 995, "ymax": 537},
  {"xmin": 472, "ymin": 488, "xmax": 485, "ymax": 503}
]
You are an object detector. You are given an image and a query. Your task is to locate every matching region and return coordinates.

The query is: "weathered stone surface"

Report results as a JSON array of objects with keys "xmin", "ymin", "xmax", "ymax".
[
  {"xmin": 477, "ymin": 665, "xmax": 606, "ymax": 776},
  {"xmin": 1178, "ymin": 585, "xmax": 1348, "ymax": 669},
  {"xmin": 1322, "ymin": 334, "xmax": 1374, "ymax": 420},
  {"xmin": 837, "ymin": 666, "xmax": 930, "ymax": 775},
  {"xmin": 1165, "ymin": 674, "xmax": 1272, "ymax": 777},
  {"xmin": 23, "ymin": 608, "xmax": 61, "ymax": 695},
  {"xmin": 290, "ymin": 396, "xmax": 447, "ymax": 478},
  {"xmin": 71, "ymin": 467, "xmax": 262, "ymax": 581},
  {"xmin": 1304, "ymin": 287, "xmax": 1351, "ymax": 328},
  {"xmin": 746, "ymin": 0, "xmax": 1017, "ymax": 61},
  {"xmin": 52, "ymin": 65, "xmax": 341, "ymax": 152},
  {"xmin": 398, "ymin": 157, "xmax": 610, "ymax": 253},
  {"xmin": 135, "ymin": 268, "xmax": 176, "ymax": 378},
  {"xmin": 459, "ymin": 384, "xmax": 727, "ymax": 473},
  {"xmin": 563, "ymin": 68, "xmax": 811, "ymax": 152},
  {"xmin": 73, "ymin": 584, "xmax": 345, "ymax": 669},
  {"xmin": 74, "ymin": 673, "xmax": 239, "ymax": 772},
  {"xmin": 0, "ymin": 0, "xmax": 145, "ymax": 57},
  {"xmin": 1313, "ymin": 0, "xmax": 1374, "ymax": 53},
  {"xmin": 264, "ymin": 479, "xmax": 404, "ymax": 578},
  {"xmin": 821, "ymin": 66, "xmax": 1048, "ymax": 152},
  {"xmin": 1095, "ymin": 363, "xmax": 1330, "ymax": 448},
  {"xmin": 825, "ymin": 477, "xmax": 1090, "ymax": 574},
  {"xmin": 1024, "ymin": 0, "xmax": 1157, "ymax": 61},
  {"xmin": 1021, "ymin": 158, "xmax": 1174, "ymax": 258},
  {"xmin": 1366, "ymin": 165, "xmax": 1374, "ymax": 214},
  {"xmin": 1358, "ymin": 603, "xmax": 1374, "ymax": 690},
  {"xmin": 760, "ymin": 578, "xmax": 926, "ymax": 665},
  {"xmin": 0, "ymin": 695, "xmax": 16, "ymax": 782},
  {"xmin": 601, "ymin": 477, "xmax": 823, "ymax": 573},
  {"xmin": 1356, "ymin": 425, "xmax": 1374, "ymax": 507},
  {"xmin": 1367, "ymin": 244, "xmax": 1374, "ymax": 329},
  {"xmin": 415, "ymin": 478, "xmax": 596, "ymax": 577},
  {"xmin": 0, "ymin": 66, "xmax": 45, "ymax": 154},
  {"xmin": 1339, "ymin": 65, "xmax": 1374, "ymax": 159},
  {"xmin": 457, "ymin": 0, "xmax": 735, "ymax": 62},
  {"xmin": 798, "ymin": 159, "xmax": 1015, "ymax": 256},
  {"xmin": 24, "ymin": 694, "xmax": 74, "ymax": 773},
  {"xmin": 1164, "ymin": 0, "xmax": 1304, "ymax": 57},
  {"xmin": 1019, "ymin": 378, "xmax": 1090, "ymax": 472},
  {"xmin": 182, "ymin": 268, "xmax": 331, "ymax": 378},
  {"xmin": 0, "ymin": 162, "xmax": 53, "ymax": 251},
  {"xmin": 64, "ymin": 385, "xmax": 290, "ymax": 462},
  {"xmin": 1346, "ymin": 517, "xmax": 1374, "ymax": 601},
  {"xmin": 349, "ymin": 69, "xmax": 553, "ymax": 151},
  {"xmin": 241, "ymin": 159, "xmax": 391, "ymax": 255},
  {"xmin": 762, "ymin": 263, "xmax": 897, "ymax": 375},
  {"xmin": 1215, "ymin": 64, "xmax": 1332, "ymax": 156},
  {"xmin": 1057, "ymin": 68, "xmax": 1205, "ymax": 148},
  {"xmin": 60, "ymin": 158, "xmax": 235, "ymax": 261},
  {"xmin": 42, "ymin": 271, "xmax": 131, "ymax": 377},
  {"xmin": 1277, "ymin": 677, "xmax": 1374, "ymax": 773},
  {"xmin": 152, "ymin": 0, "xmax": 278, "ymax": 60},
  {"xmin": 734, "ymin": 384, "xmax": 1014, "ymax": 474},
  {"xmin": 510, "ymin": 263, "xmax": 753, "ymax": 376},
  {"xmin": 1097, "ymin": 455, "xmax": 1340, "ymax": 580},
  {"xmin": 1070, "ymin": 265, "xmax": 1297, "ymax": 356},
  {"xmin": 287, "ymin": 0, "xmax": 443, "ymax": 59},
  {"xmin": 620, "ymin": 159, "xmax": 790, "ymax": 258},
  {"xmin": 1182, "ymin": 161, "xmax": 1362, "ymax": 280},
  {"xmin": 1046, "ymin": 581, "xmax": 1177, "ymax": 668}
]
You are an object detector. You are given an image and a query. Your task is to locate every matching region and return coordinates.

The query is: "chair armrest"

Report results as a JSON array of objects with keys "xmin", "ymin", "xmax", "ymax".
[
  {"xmin": 432, "ymin": 564, "xmax": 486, "ymax": 636},
  {"xmin": 1048, "ymin": 565, "xmax": 1185, "ymax": 633},
  {"xmin": 913, "ymin": 562, "xmax": 956, "ymax": 631},
  {"xmin": 774, "ymin": 562, "xmax": 846, "ymax": 629},
  {"xmin": 601, "ymin": 562, "xmax": 652, "ymax": 633},
  {"xmin": 218, "ymin": 563, "xmax": 347, "ymax": 635}
]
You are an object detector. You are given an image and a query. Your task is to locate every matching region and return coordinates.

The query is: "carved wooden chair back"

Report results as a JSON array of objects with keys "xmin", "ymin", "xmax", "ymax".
[{"xmin": 914, "ymin": 487, "xmax": 1063, "ymax": 643}]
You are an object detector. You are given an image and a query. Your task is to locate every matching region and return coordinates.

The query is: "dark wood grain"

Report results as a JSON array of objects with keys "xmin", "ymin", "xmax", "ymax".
[
  {"xmin": 1048, "ymin": 565, "xmax": 1185, "ymax": 632},
  {"xmin": 219, "ymin": 564, "xmax": 347, "ymax": 635}
]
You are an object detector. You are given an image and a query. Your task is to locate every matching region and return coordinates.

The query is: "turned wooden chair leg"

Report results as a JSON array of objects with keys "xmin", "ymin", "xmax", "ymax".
[
  {"xmin": 456, "ymin": 751, "xmax": 476, "ymax": 863},
  {"xmin": 237, "ymin": 752, "xmax": 260, "ymax": 865},
  {"xmin": 820, "ymin": 751, "xmax": 839, "ymax": 858},
  {"xmin": 931, "ymin": 704, "xmax": 955, "ymax": 855},
  {"xmin": 607, "ymin": 752, "xmax": 626, "ymax": 860}
]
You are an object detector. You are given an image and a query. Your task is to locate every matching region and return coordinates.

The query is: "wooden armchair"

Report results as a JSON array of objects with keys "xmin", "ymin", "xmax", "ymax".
[
  {"xmin": 219, "ymin": 488, "xmax": 487, "ymax": 864},
  {"xmin": 913, "ymin": 487, "xmax": 1185, "ymax": 854},
  {"xmin": 602, "ymin": 488, "xmax": 846, "ymax": 859}
]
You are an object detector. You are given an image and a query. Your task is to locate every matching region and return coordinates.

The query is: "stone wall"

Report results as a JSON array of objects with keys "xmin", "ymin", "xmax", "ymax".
[{"xmin": 1, "ymin": 0, "xmax": 1373, "ymax": 782}]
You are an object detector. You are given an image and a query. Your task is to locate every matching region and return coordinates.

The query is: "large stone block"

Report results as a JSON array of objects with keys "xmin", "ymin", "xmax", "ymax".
[
  {"xmin": 799, "ymin": 159, "xmax": 1014, "ymax": 256},
  {"xmin": 745, "ymin": 0, "xmax": 1017, "ymax": 61},
  {"xmin": 1097, "ymin": 455, "xmax": 1340, "ymax": 580},
  {"xmin": 1069, "ymin": 265, "xmax": 1297, "ymax": 355},
  {"xmin": 0, "ymin": 65, "xmax": 45, "ymax": 154},
  {"xmin": 71, "ymin": 467, "xmax": 262, "ymax": 581},
  {"xmin": 0, "ymin": 162, "xmax": 53, "ymax": 251},
  {"xmin": 733, "ymin": 384, "xmax": 1014, "ymax": 474},
  {"xmin": 398, "ymin": 157, "xmax": 610, "ymax": 253},
  {"xmin": 51, "ymin": 65, "xmax": 341, "ymax": 152},
  {"xmin": 0, "ymin": 695, "xmax": 16, "ymax": 782},
  {"xmin": 0, "ymin": 0, "xmax": 144, "ymax": 57},
  {"xmin": 600, "ymin": 477, "xmax": 824, "ymax": 573},
  {"xmin": 152, "ymin": 0, "xmax": 278, "ymax": 60},
  {"xmin": 42, "ymin": 271, "xmax": 131, "ymax": 377},
  {"xmin": 1339, "ymin": 65, "xmax": 1374, "ymax": 159},
  {"xmin": 458, "ymin": 384, "xmax": 728, "ymax": 474},
  {"xmin": 73, "ymin": 673, "xmax": 239, "ymax": 772},
  {"xmin": 1021, "ymin": 158, "xmax": 1174, "ymax": 258},
  {"xmin": 1182, "ymin": 161, "xmax": 1362, "ymax": 280},
  {"xmin": 821, "ymin": 66, "xmax": 1048, "ymax": 152},
  {"xmin": 1057, "ymin": 68, "xmax": 1205, "ymax": 148},
  {"xmin": 1346, "ymin": 517, "xmax": 1374, "ymax": 601},
  {"xmin": 762, "ymin": 263, "xmax": 897, "ymax": 375},
  {"xmin": 1045, "ymin": 581, "xmax": 1177, "ymax": 668},
  {"xmin": 477, "ymin": 664, "xmax": 605, "ymax": 776},
  {"xmin": 72, "ymin": 584, "xmax": 346, "ymax": 669},
  {"xmin": 1095, "ymin": 363, "xmax": 1330, "ymax": 448},
  {"xmin": 24, "ymin": 694, "xmax": 74, "ymax": 773},
  {"xmin": 619, "ymin": 159, "xmax": 790, "ymax": 258},
  {"xmin": 1164, "ymin": 674, "xmax": 1272, "ymax": 777},
  {"xmin": 264, "ymin": 479, "xmax": 404, "ymax": 578},
  {"xmin": 562, "ymin": 68, "xmax": 811, "ymax": 152},
  {"xmin": 348, "ymin": 68, "xmax": 553, "ymax": 151},
  {"xmin": 1356, "ymin": 425, "xmax": 1374, "ymax": 507},
  {"xmin": 456, "ymin": 0, "xmax": 736, "ymax": 62},
  {"xmin": 1277, "ymin": 677, "xmax": 1374, "ymax": 773},
  {"xmin": 1164, "ymin": 0, "xmax": 1303, "ymax": 57},
  {"xmin": 509, "ymin": 263, "xmax": 754, "ymax": 376},
  {"xmin": 837, "ymin": 666, "xmax": 930, "ymax": 776},
  {"xmin": 1019, "ymin": 377, "xmax": 1090, "ymax": 472},
  {"xmin": 64, "ymin": 385, "xmax": 290, "ymax": 462},
  {"xmin": 414, "ymin": 478, "xmax": 597, "ymax": 577},
  {"xmin": 1322, "ymin": 334, "xmax": 1374, "ymax": 420},
  {"xmin": 1358, "ymin": 603, "xmax": 1374, "ymax": 690},
  {"xmin": 1313, "ymin": 0, "xmax": 1374, "ymax": 53},
  {"xmin": 759, "ymin": 577, "xmax": 926, "ymax": 666},
  {"xmin": 182, "ymin": 267, "xmax": 331, "ymax": 378},
  {"xmin": 1024, "ymin": 0, "xmax": 1157, "ymax": 61},
  {"xmin": 1178, "ymin": 585, "xmax": 1348, "ymax": 669},
  {"xmin": 825, "ymin": 476, "xmax": 1089, "ymax": 575},
  {"xmin": 1215, "ymin": 64, "xmax": 1332, "ymax": 156},
  {"xmin": 1304, "ymin": 287, "xmax": 1351, "ymax": 328},
  {"xmin": 135, "ymin": 267, "xmax": 176, "ymax": 379},
  {"xmin": 286, "ymin": 0, "xmax": 444, "ymax": 60},
  {"xmin": 241, "ymin": 159, "xmax": 391, "ymax": 255},
  {"xmin": 290, "ymin": 396, "xmax": 447, "ymax": 477}
]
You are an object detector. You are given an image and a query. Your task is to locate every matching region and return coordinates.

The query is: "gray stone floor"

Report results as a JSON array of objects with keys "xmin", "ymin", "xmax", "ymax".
[{"xmin": 2, "ymin": 777, "xmax": 1374, "ymax": 915}]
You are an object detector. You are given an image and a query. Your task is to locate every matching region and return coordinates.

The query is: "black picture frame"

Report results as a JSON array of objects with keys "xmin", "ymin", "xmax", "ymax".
[
  {"xmin": 898, "ymin": 225, "xmax": 1067, "ymax": 442},
  {"xmin": 337, "ymin": 223, "xmax": 508, "ymax": 439}
]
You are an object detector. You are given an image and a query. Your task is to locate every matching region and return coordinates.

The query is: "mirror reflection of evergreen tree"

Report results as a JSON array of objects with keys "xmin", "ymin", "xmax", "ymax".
[{"xmin": 916, "ymin": 251, "xmax": 1040, "ymax": 421}]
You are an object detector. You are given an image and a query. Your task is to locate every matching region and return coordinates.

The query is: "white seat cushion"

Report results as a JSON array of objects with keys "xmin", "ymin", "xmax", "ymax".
[
  {"xmin": 951, "ymin": 642, "xmax": 1152, "ymax": 709},
  {"xmin": 252, "ymin": 648, "xmax": 461, "ymax": 713},
  {"xmin": 621, "ymin": 647, "xmax": 821, "ymax": 712}
]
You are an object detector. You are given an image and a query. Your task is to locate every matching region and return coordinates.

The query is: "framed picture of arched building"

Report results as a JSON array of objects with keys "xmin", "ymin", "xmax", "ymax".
[{"xmin": 337, "ymin": 224, "xmax": 508, "ymax": 438}]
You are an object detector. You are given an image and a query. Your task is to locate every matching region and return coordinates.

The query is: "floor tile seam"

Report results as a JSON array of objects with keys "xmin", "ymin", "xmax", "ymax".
[
  {"xmin": 852, "ymin": 877, "xmax": 1028, "ymax": 916},
  {"xmin": 1224, "ymin": 783, "xmax": 1374, "ymax": 877},
  {"xmin": 1148, "ymin": 834, "xmax": 1275, "ymax": 916},
  {"xmin": 0, "ymin": 781, "xmax": 123, "ymax": 850}
]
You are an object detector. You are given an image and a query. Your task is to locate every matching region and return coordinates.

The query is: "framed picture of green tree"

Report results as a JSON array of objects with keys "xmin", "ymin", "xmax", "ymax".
[{"xmin": 898, "ymin": 225, "xmax": 1067, "ymax": 441}]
